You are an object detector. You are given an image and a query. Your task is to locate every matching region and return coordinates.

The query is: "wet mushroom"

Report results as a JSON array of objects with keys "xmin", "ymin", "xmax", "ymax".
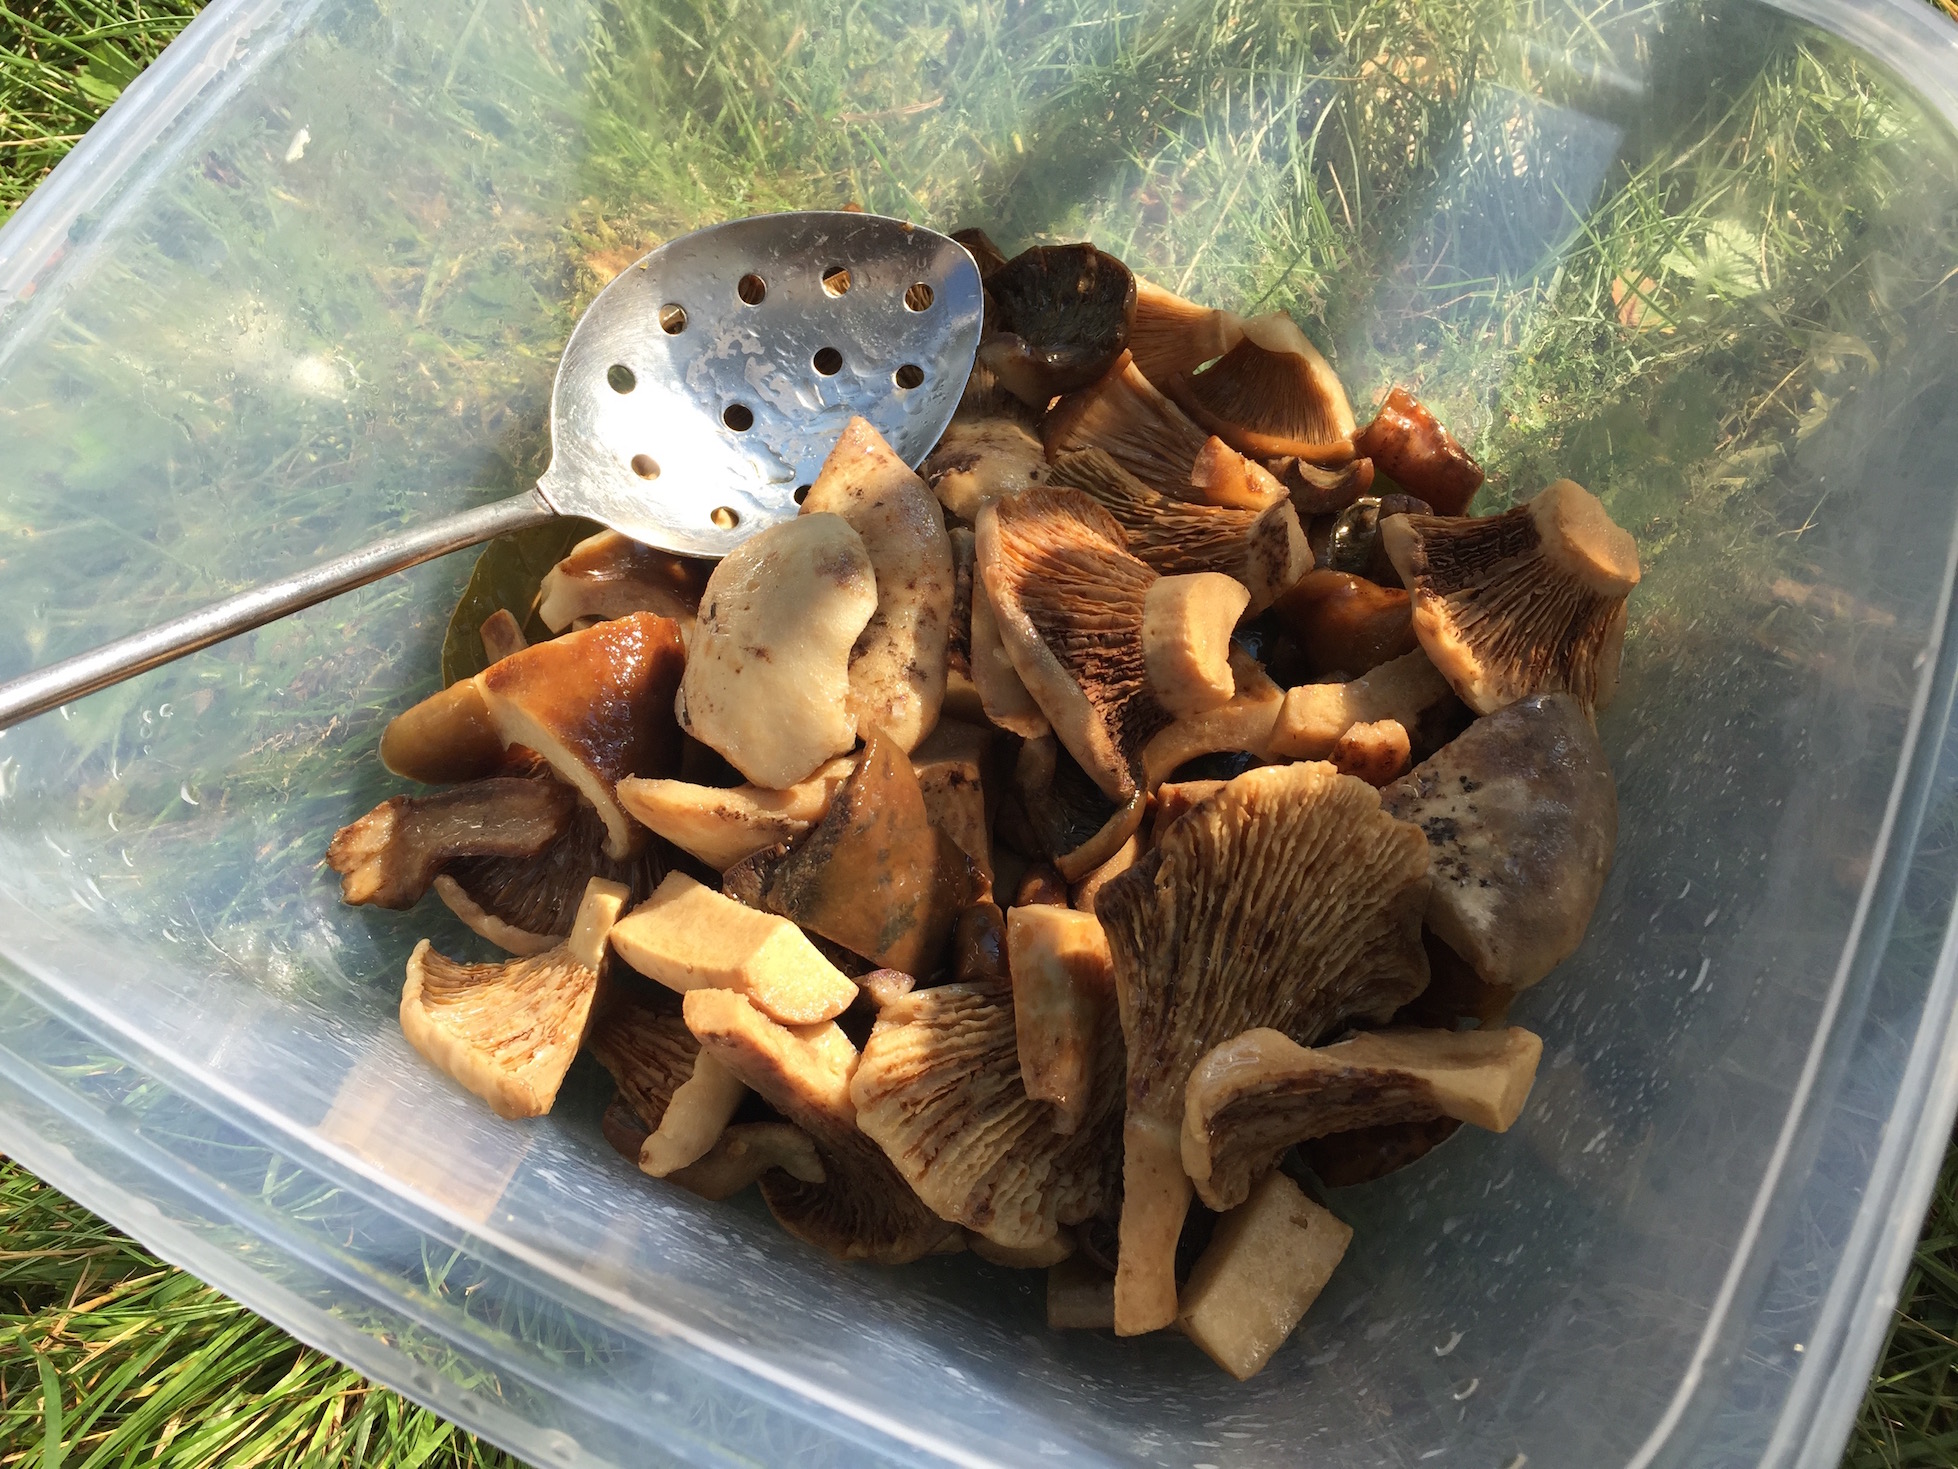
[
  {"xmin": 1354, "ymin": 385, "xmax": 1484, "ymax": 516},
  {"xmin": 585, "ymin": 989, "xmax": 748, "ymax": 1176},
  {"xmin": 911, "ymin": 719, "xmax": 997, "ymax": 887},
  {"xmin": 1142, "ymin": 574, "xmax": 1249, "ymax": 718},
  {"xmin": 1327, "ymin": 718, "xmax": 1411, "ymax": 786},
  {"xmin": 478, "ymin": 608, "xmax": 528, "ymax": 663},
  {"xmin": 1270, "ymin": 568, "xmax": 1418, "ymax": 678},
  {"xmin": 1128, "ymin": 277, "xmax": 1245, "ymax": 385},
  {"xmin": 1095, "ymin": 764, "xmax": 1430, "ymax": 1333},
  {"xmin": 666, "ymin": 1121, "xmax": 826, "ymax": 1201},
  {"xmin": 1138, "ymin": 649, "xmax": 1285, "ymax": 790},
  {"xmin": 1267, "ymin": 649, "xmax": 1456, "ymax": 760},
  {"xmin": 1270, "ymin": 455, "xmax": 1377, "ymax": 518},
  {"xmin": 327, "ymin": 777, "xmax": 576, "ymax": 909},
  {"xmin": 1380, "ymin": 692, "xmax": 1617, "ymax": 989},
  {"xmin": 970, "ymin": 571, "xmax": 1052, "ymax": 739},
  {"xmin": 537, "ymin": 529, "xmax": 713, "ymax": 632},
  {"xmin": 1070, "ymin": 833, "xmax": 1140, "ymax": 914},
  {"xmin": 400, "ymin": 876, "xmax": 629, "ymax": 1119},
  {"xmin": 1188, "ymin": 435, "xmax": 1288, "ymax": 512},
  {"xmin": 1323, "ymin": 494, "xmax": 1433, "ymax": 585},
  {"xmin": 951, "ymin": 227, "xmax": 1010, "ymax": 279},
  {"xmin": 922, "ymin": 362, "xmax": 1049, "ymax": 522},
  {"xmin": 678, "ymin": 513, "xmax": 878, "ymax": 788},
  {"xmin": 1164, "ymin": 313, "xmax": 1358, "ymax": 465},
  {"xmin": 1014, "ymin": 733, "xmax": 1151, "ymax": 881},
  {"xmin": 1043, "ymin": 353, "xmax": 1213, "ymax": 502},
  {"xmin": 1181, "ymin": 1025, "xmax": 1543, "ymax": 1211},
  {"xmin": 979, "ymin": 243, "xmax": 1137, "ymax": 406},
  {"xmin": 1380, "ymin": 479, "xmax": 1640, "ymax": 717},
  {"xmin": 684, "ymin": 987, "xmax": 957, "ymax": 1263},
  {"xmin": 1004, "ymin": 904, "xmax": 1117, "ymax": 1135},
  {"xmin": 435, "ymin": 803, "xmax": 662, "ymax": 956},
  {"xmin": 614, "ymin": 757, "xmax": 855, "ymax": 871},
  {"xmin": 378, "ymin": 678, "xmax": 510, "ymax": 785}
]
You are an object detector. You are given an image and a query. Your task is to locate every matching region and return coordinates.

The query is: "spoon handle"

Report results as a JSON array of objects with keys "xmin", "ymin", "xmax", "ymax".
[{"xmin": 0, "ymin": 489, "xmax": 557, "ymax": 731}]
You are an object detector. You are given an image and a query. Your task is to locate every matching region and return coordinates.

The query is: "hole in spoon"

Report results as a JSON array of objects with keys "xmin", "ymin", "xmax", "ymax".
[
  {"xmin": 711, "ymin": 506, "xmax": 741, "ymax": 529},
  {"xmin": 894, "ymin": 363, "xmax": 925, "ymax": 390},
  {"xmin": 630, "ymin": 454, "xmax": 660, "ymax": 479},
  {"xmin": 821, "ymin": 266, "xmax": 851, "ymax": 297},
  {"xmin": 658, "ymin": 303, "xmax": 688, "ymax": 334},
  {"xmin": 813, "ymin": 346, "xmax": 843, "ymax": 376},
  {"xmin": 794, "ymin": 484, "xmax": 811, "ymax": 504},
  {"xmin": 737, "ymin": 274, "xmax": 767, "ymax": 305},
  {"xmin": 904, "ymin": 282, "xmax": 934, "ymax": 311},
  {"xmin": 723, "ymin": 403, "xmax": 755, "ymax": 432},
  {"xmin": 607, "ymin": 363, "xmax": 636, "ymax": 393}
]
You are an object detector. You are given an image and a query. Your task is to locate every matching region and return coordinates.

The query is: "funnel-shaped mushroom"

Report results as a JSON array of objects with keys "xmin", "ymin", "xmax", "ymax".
[
  {"xmin": 537, "ymin": 530, "xmax": 712, "ymax": 632},
  {"xmin": 979, "ymin": 243, "xmax": 1136, "ymax": 406},
  {"xmin": 400, "ymin": 877, "xmax": 628, "ymax": 1119},
  {"xmin": 1165, "ymin": 313, "xmax": 1357, "ymax": 464},
  {"xmin": 328, "ymin": 777, "xmax": 575, "ymax": 909},
  {"xmin": 1380, "ymin": 692, "xmax": 1617, "ymax": 989},
  {"xmin": 851, "ymin": 975, "xmax": 1122, "ymax": 1250},
  {"xmin": 586, "ymin": 990, "xmax": 748, "ymax": 1176},
  {"xmin": 802, "ymin": 417, "xmax": 955, "ymax": 751},
  {"xmin": 1095, "ymin": 764, "xmax": 1430, "ymax": 1333},
  {"xmin": 615, "ymin": 758, "xmax": 854, "ymax": 871},
  {"xmin": 1128, "ymin": 278, "xmax": 1245, "ymax": 385},
  {"xmin": 1181, "ymin": 1025, "xmax": 1543, "ymax": 1211},
  {"xmin": 1381, "ymin": 480, "xmax": 1640, "ymax": 716},
  {"xmin": 1045, "ymin": 449, "xmax": 1308, "ymax": 613},
  {"xmin": 1044, "ymin": 353, "xmax": 1212, "ymax": 502},
  {"xmin": 923, "ymin": 362, "xmax": 1049, "ymax": 522},
  {"xmin": 436, "ymin": 803, "xmax": 662, "ymax": 956},
  {"xmin": 1353, "ymin": 386, "xmax": 1483, "ymax": 516},
  {"xmin": 684, "ymin": 987, "xmax": 956, "ymax": 1262}
]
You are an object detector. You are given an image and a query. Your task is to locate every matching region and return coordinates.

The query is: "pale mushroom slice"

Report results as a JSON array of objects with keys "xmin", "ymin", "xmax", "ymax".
[
  {"xmin": 677, "ymin": 512, "xmax": 878, "ymax": 789},
  {"xmin": 537, "ymin": 529, "xmax": 712, "ymax": 632},
  {"xmin": 1004, "ymin": 904, "xmax": 1117, "ymax": 1135},
  {"xmin": 979, "ymin": 243, "xmax": 1137, "ymax": 406},
  {"xmin": 1138, "ymin": 649, "xmax": 1285, "ymax": 790},
  {"xmin": 923, "ymin": 362, "xmax": 1049, "ymax": 523},
  {"xmin": 1353, "ymin": 385, "xmax": 1484, "ymax": 516},
  {"xmin": 1327, "ymin": 718, "xmax": 1411, "ymax": 787},
  {"xmin": 1095, "ymin": 763, "xmax": 1430, "ymax": 1334},
  {"xmin": 585, "ymin": 991, "xmax": 748, "ymax": 1176},
  {"xmin": 1043, "ymin": 352, "xmax": 1213, "ymax": 503},
  {"xmin": 969, "ymin": 574, "xmax": 1051, "ymax": 738},
  {"xmin": 1380, "ymin": 692, "xmax": 1618, "ymax": 989},
  {"xmin": 851, "ymin": 975, "xmax": 1122, "ymax": 1251},
  {"xmin": 1176, "ymin": 1170, "xmax": 1352, "ymax": 1380},
  {"xmin": 666, "ymin": 1121, "xmax": 825, "ymax": 1201},
  {"xmin": 1045, "ymin": 449, "xmax": 1308, "ymax": 613},
  {"xmin": 1141, "ymin": 573, "xmax": 1247, "ymax": 719},
  {"xmin": 977, "ymin": 485, "xmax": 1172, "ymax": 800},
  {"xmin": 684, "ymin": 987, "xmax": 956, "ymax": 1263},
  {"xmin": 327, "ymin": 777, "xmax": 576, "ymax": 909},
  {"xmin": 1128, "ymin": 277, "xmax": 1245, "ymax": 385},
  {"xmin": 1381, "ymin": 479, "xmax": 1640, "ymax": 716},
  {"xmin": 1164, "ymin": 312, "xmax": 1357, "ymax": 465},
  {"xmin": 614, "ymin": 757, "xmax": 855, "ymax": 871},
  {"xmin": 477, "ymin": 611, "xmax": 688, "ymax": 860},
  {"xmin": 1267, "ymin": 649, "xmax": 1455, "ymax": 760},
  {"xmin": 436, "ymin": 803, "xmax": 662, "ymax": 957},
  {"xmin": 1181, "ymin": 1026, "xmax": 1543, "ymax": 1211},
  {"xmin": 399, "ymin": 877, "xmax": 629, "ymax": 1119},
  {"xmin": 801, "ymin": 417, "xmax": 955, "ymax": 751},
  {"xmin": 609, "ymin": 871, "xmax": 859, "ymax": 1024}
]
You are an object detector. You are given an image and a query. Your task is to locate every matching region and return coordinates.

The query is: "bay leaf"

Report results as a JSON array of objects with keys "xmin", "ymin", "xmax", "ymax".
[{"xmin": 438, "ymin": 516, "xmax": 602, "ymax": 686}]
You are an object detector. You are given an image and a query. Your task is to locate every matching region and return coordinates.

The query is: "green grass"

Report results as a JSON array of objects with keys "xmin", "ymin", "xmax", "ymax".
[{"xmin": 4, "ymin": 0, "xmax": 1958, "ymax": 1464}]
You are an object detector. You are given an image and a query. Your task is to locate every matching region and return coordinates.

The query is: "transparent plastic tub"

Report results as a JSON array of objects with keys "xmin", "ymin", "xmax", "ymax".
[{"xmin": 5, "ymin": 0, "xmax": 1958, "ymax": 1463}]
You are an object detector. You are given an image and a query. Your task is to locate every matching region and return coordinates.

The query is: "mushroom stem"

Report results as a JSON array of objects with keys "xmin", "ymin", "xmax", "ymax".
[
  {"xmin": 1114, "ymin": 1117, "xmax": 1192, "ymax": 1335},
  {"xmin": 640, "ymin": 1051, "xmax": 748, "ymax": 1176},
  {"xmin": 1141, "ymin": 573, "xmax": 1249, "ymax": 718}
]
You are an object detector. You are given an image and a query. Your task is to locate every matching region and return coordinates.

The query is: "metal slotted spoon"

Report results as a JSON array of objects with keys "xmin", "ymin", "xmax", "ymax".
[{"xmin": 0, "ymin": 211, "xmax": 985, "ymax": 730}]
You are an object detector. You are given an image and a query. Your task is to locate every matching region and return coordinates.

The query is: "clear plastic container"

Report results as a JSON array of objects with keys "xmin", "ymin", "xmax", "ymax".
[{"xmin": 5, "ymin": 0, "xmax": 1958, "ymax": 1462}]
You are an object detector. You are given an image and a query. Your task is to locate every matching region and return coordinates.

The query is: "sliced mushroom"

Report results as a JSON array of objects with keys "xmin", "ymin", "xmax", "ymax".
[
  {"xmin": 1380, "ymin": 692, "xmax": 1617, "ymax": 989},
  {"xmin": 979, "ymin": 243, "xmax": 1136, "ymax": 406},
  {"xmin": 942, "ymin": 526, "xmax": 985, "ymax": 723},
  {"xmin": 1138, "ymin": 649, "xmax": 1285, "ymax": 790},
  {"xmin": 585, "ymin": 990, "xmax": 748, "ymax": 1176},
  {"xmin": 1128, "ymin": 277, "xmax": 1245, "ymax": 385},
  {"xmin": 436, "ymin": 803, "xmax": 661, "ymax": 956},
  {"xmin": 761, "ymin": 730, "xmax": 980, "ymax": 977},
  {"xmin": 922, "ymin": 363, "xmax": 1049, "ymax": 522},
  {"xmin": 1176, "ymin": 1170, "xmax": 1352, "ymax": 1380},
  {"xmin": 1164, "ymin": 313, "xmax": 1357, "ymax": 465},
  {"xmin": 1271, "ymin": 568, "xmax": 1417, "ymax": 677},
  {"xmin": 1354, "ymin": 386, "xmax": 1483, "ymax": 516},
  {"xmin": 1298, "ymin": 1114, "xmax": 1462, "ymax": 1187},
  {"xmin": 1015, "ymin": 735, "xmax": 1151, "ymax": 880},
  {"xmin": 801, "ymin": 416, "xmax": 955, "ymax": 751},
  {"xmin": 477, "ymin": 611, "xmax": 688, "ymax": 859},
  {"xmin": 978, "ymin": 486, "xmax": 1171, "ymax": 800},
  {"xmin": 537, "ymin": 529, "xmax": 713, "ymax": 632},
  {"xmin": 1381, "ymin": 479, "xmax": 1640, "ymax": 716},
  {"xmin": 856, "ymin": 968, "xmax": 918, "ymax": 1010},
  {"xmin": 1328, "ymin": 718, "xmax": 1411, "ymax": 786},
  {"xmin": 1043, "ymin": 353, "xmax": 1212, "ymax": 503},
  {"xmin": 684, "ymin": 987, "xmax": 955, "ymax": 1263},
  {"xmin": 1181, "ymin": 1026, "xmax": 1543, "ymax": 1211},
  {"xmin": 1141, "ymin": 573, "xmax": 1248, "ymax": 719},
  {"xmin": 911, "ymin": 719, "xmax": 996, "ymax": 887},
  {"xmin": 1188, "ymin": 435, "xmax": 1287, "ymax": 512},
  {"xmin": 478, "ymin": 608, "xmax": 528, "ymax": 663},
  {"xmin": 614, "ymin": 758, "xmax": 855, "ymax": 871},
  {"xmin": 609, "ymin": 871, "xmax": 859, "ymax": 1024},
  {"xmin": 399, "ymin": 877, "xmax": 629, "ymax": 1119},
  {"xmin": 379, "ymin": 678, "xmax": 515, "ymax": 785},
  {"xmin": 969, "ymin": 571, "xmax": 1052, "ymax": 738},
  {"xmin": 1005, "ymin": 904, "xmax": 1117, "ymax": 1135},
  {"xmin": 677, "ymin": 513, "xmax": 878, "ymax": 788},
  {"xmin": 1270, "ymin": 454, "xmax": 1376, "ymax": 518},
  {"xmin": 851, "ymin": 975, "xmax": 1122, "ymax": 1250},
  {"xmin": 327, "ymin": 777, "xmax": 576, "ymax": 909},
  {"xmin": 1267, "ymin": 649, "xmax": 1455, "ymax": 760},
  {"xmin": 1095, "ymin": 764, "xmax": 1430, "ymax": 1334},
  {"xmin": 1044, "ymin": 448, "xmax": 1308, "ymax": 614},
  {"xmin": 667, "ymin": 1121, "xmax": 826, "ymax": 1201},
  {"xmin": 1151, "ymin": 780, "xmax": 1225, "ymax": 837}
]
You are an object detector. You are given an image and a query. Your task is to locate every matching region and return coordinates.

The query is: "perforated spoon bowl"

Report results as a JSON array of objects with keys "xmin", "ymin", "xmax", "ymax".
[{"xmin": 0, "ymin": 211, "xmax": 984, "ymax": 729}]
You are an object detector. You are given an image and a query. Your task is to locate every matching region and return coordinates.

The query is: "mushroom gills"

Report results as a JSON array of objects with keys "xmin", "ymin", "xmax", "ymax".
[
  {"xmin": 586, "ymin": 989, "xmax": 748, "ymax": 1176},
  {"xmin": 1043, "ymin": 353, "xmax": 1214, "ymax": 503},
  {"xmin": 436, "ymin": 801, "xmax": 662, "ymax": 957},
  {"xmin": 1128, "ymin": 278, "xmax": 1245, "ymax": 385},
  {"xmin": 1164, "ymin": 313, "xmax": 1357, "ymax": 465},
  {"xmin": 327, "ymin": 776, "xmax": 576, "ymax": 909}
]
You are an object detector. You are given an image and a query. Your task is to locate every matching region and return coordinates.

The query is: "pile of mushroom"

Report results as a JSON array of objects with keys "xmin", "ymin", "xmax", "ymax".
[{"xmin": 327, "ymin": 229, "xmax": 1638, "ymax": 1382}]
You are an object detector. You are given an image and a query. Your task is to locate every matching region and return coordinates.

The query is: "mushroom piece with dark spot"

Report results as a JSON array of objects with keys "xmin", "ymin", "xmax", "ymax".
[
  {"xmin": 923, "ymin": 362, "xmax": 1051, "ymax": 524},
  {"xmin": 436, "ymin": 801, "xmax": 663, "ymax": 956},
  {"xmin": 979, "ymin": 243, "xmax": 1137, "ymax": 407},
  {"xmin": 585, "ymin": 987, "xmax": 748, "ymax": 1176}
]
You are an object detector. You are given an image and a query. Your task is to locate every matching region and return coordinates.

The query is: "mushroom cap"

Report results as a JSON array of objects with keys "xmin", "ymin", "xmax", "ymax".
[
  {"xmin": 977, "ymin": 486, "xmax": 1172, "ymax": 800},
  {"xmin": 436, "ymin": 802, "xmax": 663, "ymax": 956},
  {"xmin": 978, "ymin": 244, "xmax": 1137, "ymax": 406},
  {"xmin": 1165, "ymin": 313, "xmax": 1357, "ymax": 465},
  {"xmin": 678, "ymin": 512, "xmax": 879, "ymax": 789},
  {"xmin": 1128, "ymin": 277, "xmax": 1245, "ymax": 386},
  {"xmin": 1267, "ymin": 648, "xmax": 1456, "ymax": 760},
  {"xmin": 400, "ymin": 877, "xmax": 629, "ymax": 1119},
  {"xmin": 478, "ymin": 611, "xmax": 687, "ymax": 860},
  {"xmin": 327, "ymin": 777, "xmax": 575, "ymax": 909},
  {"xmin": 1352, "ymin": 385, "xmax": 1484, "ymax": 516},
  {"xmin": 1272, "ymin": 454, "xmax": 1376, "ymax": 518},
  {"xmin": 1043, "ymin": 353, "xmax": 1213, "ymax": 502},
  {"xmin": 851, "ymin": 975, "xmax": 1122, "ymax": 1250},
  {"xmin": 537, "ymin": 529, "xmax": 712, "ymax": 633},
  {"xmin": 615, "ymin": 758, "xmax": 854, "ymax": 872},
  {"xmin": 1380, "ymin": 479, "xmax": 1639, "ymax": 717},
  {"xmin": 924, "ymin": 402, "xmax": 1049, "ymax": 523},
  {"xmin": 1271, "ymin": 568, "xmax": 1418, "ymax": 678},
  {"xmin": 1181, "ymin": 1025, "xmax": 1543, "ymax": 1211},
  {"xmin": 1044, "ymin": 449, "xmax": 1308, "ymax": 614},
  {"xmin": 379, "ymin": 678, "xmax": 512, "ymax": 785},
  {"xmin": 683, "ymin": 987, "xmax": 956, "ymax": 1263},
  {"xmin": 801, "ymin": 417, "xmax": 955, "ymax": 752},
  {"xmin": 585, "ymin": 989, "xmax": 748, "ymax": 1176},
  {"xmin": 950, "ymin": 227, "xmax": 1010, "ymax": 279},
  {"xmin": 1013, "ymin": 732, "xmax": 1150, "ymax": 881},
  {"xmin": 911, "ymin": 718, "xmax": 997, "ymax": 887},
  {"xmin": 1379, "ymin": 691, "xmax": 1617, "ymax": 989}
]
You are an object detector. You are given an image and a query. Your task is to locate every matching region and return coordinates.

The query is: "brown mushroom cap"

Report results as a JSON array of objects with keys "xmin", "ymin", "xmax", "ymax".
[
  {"xmin": 1164, "ymin": 313, "xmax": 1357, "ymax": 465},
  {"xmin": 1044, "ymin": 449, "xmax": 1308, "ymax": 614},
  {"xmin": 1271, "ymin": 568, "xmax": 1418, "ymax": 678},
  {"xmin": 1271, "ymin": 454, "xmax": 1377, "ymax": 518},
  {"xmin": 585, "ymin": 989, "xmax": 748, "ymax": 1176},
  {"xmin": 683, "ymin": 987, "xmax": 956, "ymax": 1263},
  {"xmin": 327, "ymin": 777, "xmax": 575, "ymax": 909},
  {"xmin": 851, "ymin": 975, "xmax": 1122, "ymax": 1250},
  {"xmin": 1380, "ymin": 691, "xmax": 1618, "ymax": 989},
  {"xmin": 1188, "ymin": 436, "xmax": 1288, "ymax": 512},
  {"xmin": 1380, "ymin": 479, "xmax": 1640, "ymax": 717},
  {"xmin": 435, "ymin": 802, "xmax": 662, "ymax": 957},
  {"xmin": 979, "ymin": 244, "xmax": 1137, "ymax": 406},
  {"xmin": 951, "ymin": 227, "xmax": 1010, "ymax": 279},
  {"xmin": 1094, "ymin": 763, "xmax": 1430, "ymax": 1333},
  {"xmin": 400, "ymin": 877, "xmax": 628, "ymax": 1119},
  {"xmin": 1014, "ymin": 733, "xmax": 1150, "ymax": 881},
  {"xmin": 1043, "ymin": 353, "xmax": 1213, "ymax": 502},
  {"xmin": 379, "ymin": 678, "xmax": 513, "ymax": 785},
  {"xmin": 1353, "ymin": 386, "xmax": 1484, "ymax": 516},
  {"xmin": 1128, "ymin": 278, "xmax": 1245, "ymax": 385},
  {"xmin": 537, "ymin": 529, "xmax": 713, "ymax": 633},
  {"xmin": 1181, "ymin": 1025, "xmax": 1543, "ymax": 1211}
]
